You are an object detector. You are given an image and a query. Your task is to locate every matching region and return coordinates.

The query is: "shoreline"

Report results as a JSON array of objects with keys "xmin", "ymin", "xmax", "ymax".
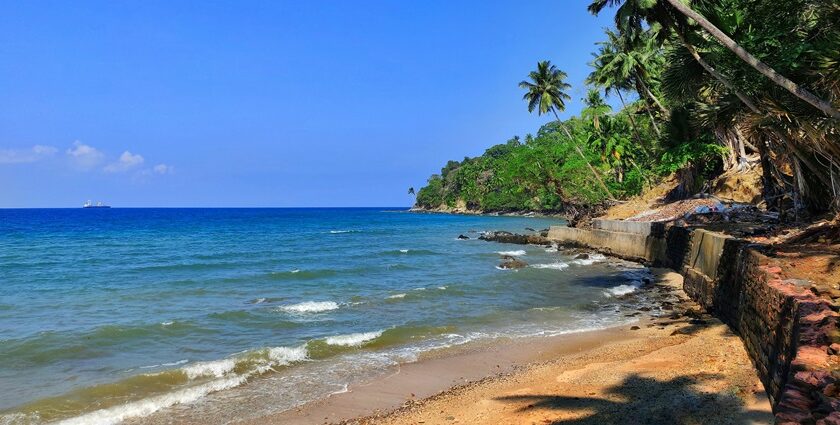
[{"xmin": 241, "ymin": 268, "xmax": 772, "ymax": 425}]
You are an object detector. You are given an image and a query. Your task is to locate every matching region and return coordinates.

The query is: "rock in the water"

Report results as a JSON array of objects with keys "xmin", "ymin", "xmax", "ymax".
[
  {"xmin": 457, "ymin": 234, "xmax": 470, "ymax": 240},
  {"xmin": 499, "ymin": 255, "xmax": 528, "ymax": 269},
  {"xmin": 574, "ymin": 253, "xmax": 590, "ymax": 260},
  {"xmin": 630, "ymin": 326, "xmax": 641, "ymax": 330},
  {"xmin": 525, "ymin": 227, "xmax": 536, "ymax": 232},
  {"xmin": 479, "ymin": 231, "xmax": 551, "ymax": 245}
]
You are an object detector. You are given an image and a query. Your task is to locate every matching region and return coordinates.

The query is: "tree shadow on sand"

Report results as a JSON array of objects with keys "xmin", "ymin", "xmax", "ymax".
[{"xmin": 495, "ymin": 373, "xmax": 772, "ymax": 425}]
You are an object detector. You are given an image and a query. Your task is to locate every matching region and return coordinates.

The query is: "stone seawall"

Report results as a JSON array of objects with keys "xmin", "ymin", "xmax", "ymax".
[{"xmin": 547, "ymin": 221, "xmax": 840, "ymax": 424}]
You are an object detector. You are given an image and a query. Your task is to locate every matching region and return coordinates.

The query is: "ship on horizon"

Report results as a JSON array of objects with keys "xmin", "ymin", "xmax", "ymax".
[{"xmin": 83, "ymin": 200, "xmax": 111, "ymax": 209}]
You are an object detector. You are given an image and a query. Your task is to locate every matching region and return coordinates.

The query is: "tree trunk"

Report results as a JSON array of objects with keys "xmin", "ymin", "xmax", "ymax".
[
  {"xmin": 674, "ymin": 31, "xmax": 761, "ymax": 113},
  {"xmin": 552, "ymin": 109, "xmax": 616, "ymax": 201},
  {"xmin": 635, "ymin": 71, "xmax": 669, "ymax": 116},
  {"xmin": 616, "ymin": 91, "xmax": 654, "ymax": 153},
  {"xmin": 733, "ymin": 127, "xmax": 749, "ymax": 171},
  {"xmin": 664, "ymin": 0, "xmax": 840, "ymax": 119},
  {"xmin": 643, "ymin": 103, "xmax": 662, "ymax": 137}
]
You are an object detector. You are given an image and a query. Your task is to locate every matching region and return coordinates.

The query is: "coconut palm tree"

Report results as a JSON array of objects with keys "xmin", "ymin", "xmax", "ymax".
[
  {"xmin": 519, "ymin": 61, "xmax": 615, "ymax": 200},
  {"xmin": 582, "ymin": 89, "xmax": 612, "ymax": 132},
  {"xmin": 588, "ymin": 0, "xmax": 840, "ymax": 119},
  {"xmin": 407, "ymin": 187, "xmax": 415, "ymax": 196}
]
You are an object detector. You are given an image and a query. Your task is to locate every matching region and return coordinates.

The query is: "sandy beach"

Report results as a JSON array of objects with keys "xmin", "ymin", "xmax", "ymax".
[{"xmin": 245, "ymin": 269, "xmax": 773, "ymax": 425}]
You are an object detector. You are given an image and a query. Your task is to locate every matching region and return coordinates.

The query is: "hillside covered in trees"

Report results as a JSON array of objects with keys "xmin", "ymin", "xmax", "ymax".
[{"xmin": 414, "ymin": 0, "xmax": 839, "ymax": 221}]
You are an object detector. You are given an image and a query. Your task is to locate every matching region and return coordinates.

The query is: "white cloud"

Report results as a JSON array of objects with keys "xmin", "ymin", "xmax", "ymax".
[
  {"xmin": 153, "ymin": 163, "xmax": 174, "ymax": 174},
  {"xmin": 66, "ymin": 141, "xmax": 104, "ymax": 169},
  {"xmin": 0, "ymin": 145, "xmax": 58, "ymax": 164},
  {"xmin": 104, "ymin": 151, "xmax": 144, "ymax": 173}
]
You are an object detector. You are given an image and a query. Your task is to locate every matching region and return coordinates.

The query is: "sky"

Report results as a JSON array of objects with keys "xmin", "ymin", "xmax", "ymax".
[{"xmin": 0, "ymin": 0, "xmax": 618, "ymax": 208}]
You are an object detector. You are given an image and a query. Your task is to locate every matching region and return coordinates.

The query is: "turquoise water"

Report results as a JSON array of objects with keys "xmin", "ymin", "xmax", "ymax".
[{"xmin": 0, "ymin": 208, "xmax": 650, "ymax": 424}]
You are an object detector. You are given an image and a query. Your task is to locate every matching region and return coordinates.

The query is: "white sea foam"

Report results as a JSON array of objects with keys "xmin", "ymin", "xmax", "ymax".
[
  {"xmin": 182, "ymin": 358, "xmax": 237, "ymax": 379},
  {"xmin": 399, "ymin": 249, "xmax": 409, "ymax": 253},
  {"xmin": 290, "ymin": 269, "xmax": 301, "ymax": 274},
  {"xmin": 572, "ymin": 253, "xmax": 607, "ymax": 266},
  {"xmin": 603, "ymin": 284, "xmax": 637, "ymax": 297},
  {"xmin": 544, "ymin": 244, "xmax": 559, "ymax": 253},
  {"xmin": 324, "ymin": 330, "xmax": 384, "ymax": 347},
  {"xmin": 266, "ymin": 345, "xmax": 308, "ymax": 365},
  {"xmin": 530, "ymin": 262, "xmax": 569, "ymax": 270},
  {"xmin": 160, "ymin": 321, "xmax": 174, "ymax": 326},
  {"xmin": 329, "ymin": 383, "xmax": 350, "ymax": 396},
  {"xmin": 253, "ymin": 298, "xmax": 267, "ymax": 304},
  {"xmin": 55, "ymin": 374, "xmax": 250, "ymax": 425},
  {"xmin": 55, "ymin": 345, "xmax": 309, "ymax": 425},
  {"xmin": 497, "ymin": 250, "xmax": 526, "ymax": 256},
  {"xmin": 139, "ymin": 359, "xmax": 188, "ymax": 369},
  {"xmin": 329, "ymin": 230, "xmax": 357, "ymax": 234},
  {"xmin": 387, "ymin": 293, "xmax": 406, "ymax": 299},
  {"xmin": 280, "ymin": 301, "xmax": 339, "ymax": 313},
  {"xmin": 437, "ymin": 286, "xmax": 447, "ymax": 290}
]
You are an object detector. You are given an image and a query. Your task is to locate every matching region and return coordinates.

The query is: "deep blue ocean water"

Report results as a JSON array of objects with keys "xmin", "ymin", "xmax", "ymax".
[{"xmin": 0, "ymin": 208, "xmax": 650, "ymax": 424}]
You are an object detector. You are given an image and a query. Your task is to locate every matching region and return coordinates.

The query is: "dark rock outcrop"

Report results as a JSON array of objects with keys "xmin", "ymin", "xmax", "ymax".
[
  {"xmin": 479, "ymin": 231, "xmax": 551, "ymax": 246},
  {"xmin": 498, "ymin": 255, "xmax": 528, "ymax": 269}
]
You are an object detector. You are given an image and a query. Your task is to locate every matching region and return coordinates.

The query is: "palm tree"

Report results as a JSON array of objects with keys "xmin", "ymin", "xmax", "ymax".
[
  {"xmin": 582, "ymin": 89, "xmax": 612, "ymax": 132},
  {"xmin": 588, "ymin": 0, "xmax": 840, "ymax": 119},
  {"xmin": 594, "ymin": 29, "xmax": 668, "ymax": 117},
  {"xmin": 408, "ymin": 187, "xmax": 415, "ymax": 196},
  {"xmin": 519, "ymin": 61, "xmax": 615, "ymax": 200},
  {"xmin": 587, "ymin": 40, "xmax": 657, "ymax": 143},
  {"xmin": 663, "ymin": 0, "xmax": 839, "ymax": 120}
]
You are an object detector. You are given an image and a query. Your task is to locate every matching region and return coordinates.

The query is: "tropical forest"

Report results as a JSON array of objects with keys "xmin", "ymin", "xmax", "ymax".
[{"xmin": 414, "ymin": 0, "xmax": 840, "ymax": 222}]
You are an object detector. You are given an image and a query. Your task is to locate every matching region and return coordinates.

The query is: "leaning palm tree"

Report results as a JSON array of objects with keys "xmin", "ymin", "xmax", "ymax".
[
  {"xmin": 519, "ymin": 61, "xmax": 615, "ymax": 200},
  {"xmin": 407, "ymin": 187, "xmax": 415, "ymax": 196},
  {"xmin": 588, "ymin": 0, "xmax": 840, "ymax": 119}
]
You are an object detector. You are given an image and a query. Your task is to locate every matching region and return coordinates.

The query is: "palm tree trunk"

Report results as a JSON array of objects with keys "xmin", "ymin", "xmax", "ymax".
[
  {"xmin": 673, "ymin": 31, "xmax": 761, "ymax": 113},
  {"xmin": 643, "ymin": 103, "xmax": 662, "ymax": 137},
  {"xmin": 616, "ymin": 91, "xmax": 654, "ymax": 152},
  {"xmin": 635, "ymin": 71, "xmax": 669, "ymax": 116},
  {"xmin": 551, "ymin": 109, "xmax": 616, "ymax": 201},
  {"xmin": 664, "ymin": 0, "xmax": 840, "ymax": 119}
]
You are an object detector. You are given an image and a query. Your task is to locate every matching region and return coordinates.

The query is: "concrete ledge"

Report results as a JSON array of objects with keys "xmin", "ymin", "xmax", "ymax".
[
  {"xmin": 547, "ymin": 225, "xmax": 663, "ymax": 263},
  {"xmin": 591, "ymin": 219, "xmax": 667, "ymax": 237},
  {"xmin": 546, "ymin": 222, "xmax": 840, "ymax": 422}
]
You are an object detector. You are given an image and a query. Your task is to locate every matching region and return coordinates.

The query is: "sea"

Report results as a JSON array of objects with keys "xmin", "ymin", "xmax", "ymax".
[{"xmin": 0, "ymin": 208, "xmax": 653, "ymax": 424}]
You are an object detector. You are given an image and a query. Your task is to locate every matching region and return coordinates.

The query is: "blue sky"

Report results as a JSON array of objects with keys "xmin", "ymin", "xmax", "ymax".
[{"xmin": 0, "ymin": 0, "xmax": 616, "ymax": 207}]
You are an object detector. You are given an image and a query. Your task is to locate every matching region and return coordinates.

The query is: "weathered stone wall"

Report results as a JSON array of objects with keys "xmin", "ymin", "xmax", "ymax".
[{"xmin": 547, "ymin": 223, "xmax": 840, "ymax": 423}]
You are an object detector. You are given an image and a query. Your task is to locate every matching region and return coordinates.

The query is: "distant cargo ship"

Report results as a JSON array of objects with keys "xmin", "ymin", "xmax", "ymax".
[{"xmin": 83, "ymin": 200, "xmax": 111, "ymax": 209}]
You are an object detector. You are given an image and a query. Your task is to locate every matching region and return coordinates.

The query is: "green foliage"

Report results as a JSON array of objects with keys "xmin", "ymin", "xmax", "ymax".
[
  {"xmin": 415, "ymin": 0, "xmax": 840, "ymax": 214},
  {"xmin": 657, "ymin": 139, "xmax": 728, "ymax": 175}
]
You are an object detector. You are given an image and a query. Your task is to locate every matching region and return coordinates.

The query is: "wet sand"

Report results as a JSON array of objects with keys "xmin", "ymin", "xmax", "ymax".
[{"xmin": 245, "ymin": 269, "xmax": 773, "ymax": 425}]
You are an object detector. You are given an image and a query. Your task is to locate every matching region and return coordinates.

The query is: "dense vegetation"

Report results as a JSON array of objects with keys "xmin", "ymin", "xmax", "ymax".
[{"xmin": 415, "ymin": 0, "xmax": 839, "ymax": 219}]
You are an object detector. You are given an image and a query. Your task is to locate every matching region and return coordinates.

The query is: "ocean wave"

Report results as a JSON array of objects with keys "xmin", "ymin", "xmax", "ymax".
[
  {"xmin": 44, "ymin": 344, "xmax": 308, "ymax": 425},
  {"xmin": 328, "ymin": 230, "xmax": 359, "ymax": 234},
  {"xmin": 603, "ymin": 284, "xmax": 637, "ymax": 297},
  {"xmin": 386, "ymin": 293, "xmax": 406, "ymax": 299},
  {"xmin": 139, "ymin": 359, "xmax": 188, "ymax": 370},
  {"xmin": 279, "ymin": 301, "xmax": 339, "ymax": 313},
  {"xmin": 571, "ymin": 253, "xmax": 607, "ymax": 266},
  {"xmin": 324, "ymin": 330, "xmax": 384, "ymax": 347},
  {"xmin": 382, "ymin": 248, "xmax": 438, "ymax": 256},
  {"xmin": 497, "ymin": 250, "xmax": 526, "ymax": 256},
  {"xmin": 530, "ymin": 262, "xmax": 569, "ymax": 270},
  {"xmin": 269, "ymin": 269, "xmax": 338, "ymax": 280}
]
